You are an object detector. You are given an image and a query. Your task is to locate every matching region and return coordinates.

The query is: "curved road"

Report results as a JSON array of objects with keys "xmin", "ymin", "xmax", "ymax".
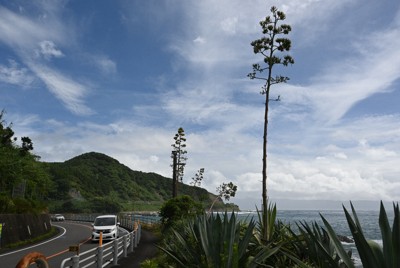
[{"xmin": 0, "ymin": 221, "xmax": 97, "ymax": 267}]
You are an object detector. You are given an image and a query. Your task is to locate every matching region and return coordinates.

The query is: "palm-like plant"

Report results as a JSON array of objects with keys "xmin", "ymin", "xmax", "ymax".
[
  {"xmin": 343, "ymin": 201, "xmax": 400, "ymax": 268},
  {"xmin": 294, "ymin": 220, "xmax": 352, "ymax": 267},
  {"xmin": 295, "ymin": 201, "xmax": 400, "ymax": 268},
  {"xmin": 158, "ymin": 211, "xmax": 256, "ymax": 267},
  {"xmin": 252, "ymin": 203, "xmax": 311, "ymax": 267}
]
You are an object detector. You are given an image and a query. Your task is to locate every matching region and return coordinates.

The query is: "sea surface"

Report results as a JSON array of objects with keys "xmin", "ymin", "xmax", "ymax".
[
  {"xmin": 237, "ymin": 209, "xmax": 395, "ymax": 267},
  {"xmin": 237, "ymin": 209, "xmax": 389, "ymax": 240}
]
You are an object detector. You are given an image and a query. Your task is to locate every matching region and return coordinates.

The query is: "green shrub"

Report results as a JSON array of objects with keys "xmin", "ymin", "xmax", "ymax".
[
  {"xmin": 140, "ymin": 259, "xmax": 158, "ymax": 268},
  {"xmin": 159, "ymin": 195, "xmax": 203, "ymax": 230}
]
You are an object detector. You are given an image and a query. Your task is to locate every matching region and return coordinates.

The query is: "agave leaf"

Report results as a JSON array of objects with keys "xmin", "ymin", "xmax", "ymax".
[
  {"xmin": 267, "ymin": 203, "xmax": 277, "ymax": 241},
  {"xmin": 367, "ymin": 240, "xmax": 385, "ymax": 266},
  {"xmin": 223, "ymin": 211, "xmax": 237, "ymax": 267},
  {"xmin": 297, "ymin": 222, "xmax": 333, "ymax": 266},
  {"xmin": 251, "ymin": 243, "xmax": 282, "ymax": 268},
  {"xmin": 301, "ymin": 221, "xmax": 341, "ymax": 267},
  {"xmin": 392, "ymin": 203, "xmax": 400, "ymax": 268},
  {"xmin": 283, "ymin": 250, "xmax": 313, "ymax": 268},
  {"xmin": 156, "ymin": 245, "xmax": 187, "ymax": 267},
  {"xmin": 349, "ymin": 202, "xmax": 364, "ymax": 230},
  {"xmin": 379, "ymin": 201, "xmax": 392, "ymax": 267},
  {"xmin": 320, "ymin": 214, "xmax": 355, "ymax": 268},
  {"xmin": 238, "ymin": 218, "xmax": 256, "ymax": 258},
  {"xmin": 157, "ymin": 228, "xmax": 194, "ymax": 266},
  {"xmin": 343, "ymin": 204, "xmax": 379, "ymax": 268}
]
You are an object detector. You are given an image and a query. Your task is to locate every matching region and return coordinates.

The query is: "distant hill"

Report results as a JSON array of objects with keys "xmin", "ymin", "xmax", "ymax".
[{"xmin": 44, "ymin": 152, "xmax": 235, "ymax": 213}]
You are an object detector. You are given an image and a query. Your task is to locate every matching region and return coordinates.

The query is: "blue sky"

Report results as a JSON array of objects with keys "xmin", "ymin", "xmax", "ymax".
[{"xmin": 1, "ymin": 0, "xmax": 400, "ymax": 210}]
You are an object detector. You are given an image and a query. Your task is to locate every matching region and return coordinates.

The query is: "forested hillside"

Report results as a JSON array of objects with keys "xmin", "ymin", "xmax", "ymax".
[{"xmin": 45, "ymin": 152, "xmax": 228, "ymax": 213}]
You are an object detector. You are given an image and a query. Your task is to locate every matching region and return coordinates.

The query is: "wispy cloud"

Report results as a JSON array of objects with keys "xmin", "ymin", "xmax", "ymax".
[
  {"xmin": 0, "ymin": 5, "xmax": 64, "ymax": 50},
  {"xmin": 0, "ymin": 59, "xmax": 34, "ymax": 87},
  {"xmin": 0, "ymin": 4, "xmax": 92, "ymax": 115},
  {"xmin": 90, "ymin": 55, "xmax": 117, "ymax": 75},
  {"xmin": 306, "ymin": 26, "xmax": 400, "ymax": 123},
  {"xmin": 27, "ymin": 62, "xmax": 93, "ymax": 115}
]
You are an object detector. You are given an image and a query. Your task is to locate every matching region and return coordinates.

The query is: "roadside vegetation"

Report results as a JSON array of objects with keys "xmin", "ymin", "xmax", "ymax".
[
  {"xmin": 0, "ymin": 110, "xmax": 51, "ymax": 213},
  {"xmin": 143, "ymin": 199, "xmax": 399, "ymax": 267}
]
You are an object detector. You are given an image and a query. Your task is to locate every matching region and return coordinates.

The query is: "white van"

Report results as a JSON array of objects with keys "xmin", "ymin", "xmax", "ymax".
[{"xmin": 91, "ymin": 215, "xmax": 119, "ymax": 241}]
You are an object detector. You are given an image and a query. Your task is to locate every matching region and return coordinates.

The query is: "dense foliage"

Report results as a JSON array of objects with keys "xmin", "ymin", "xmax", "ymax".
[
  {"xmin": 0, "ymin": 111, "xmax": 51, "ymax": 213},
  {"xmin": 159, "ymin": 195, "xmax": 203, "ymax": 230},
  {"xmin": 45, "ymin": 152, "xmax": 224, "ymax": 213}
]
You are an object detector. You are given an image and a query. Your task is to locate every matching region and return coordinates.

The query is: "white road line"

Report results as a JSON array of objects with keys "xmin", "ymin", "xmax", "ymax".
[{"xmin": 0, "ymin": 225, "xmax": 66, "ymax": 257}]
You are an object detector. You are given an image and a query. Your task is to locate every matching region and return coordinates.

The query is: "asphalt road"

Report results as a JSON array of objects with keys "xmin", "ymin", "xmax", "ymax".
[{"xmin": 0, "ymin": 221, "xmax": 98, "ymax": 267}]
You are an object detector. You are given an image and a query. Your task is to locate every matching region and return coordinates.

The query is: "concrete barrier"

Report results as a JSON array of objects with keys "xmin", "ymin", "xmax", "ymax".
[{"xmin": 0, "ymin": 214, "xmax": 51, "ymax": 248}]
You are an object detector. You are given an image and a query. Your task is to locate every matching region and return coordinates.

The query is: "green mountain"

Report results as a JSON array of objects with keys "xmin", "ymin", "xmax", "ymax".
[{"xmin": 45, "ymin": 152, "xmax": 234, "ymax": 213}]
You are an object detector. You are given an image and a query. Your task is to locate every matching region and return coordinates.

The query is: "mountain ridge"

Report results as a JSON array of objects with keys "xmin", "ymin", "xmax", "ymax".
[{"xmin": 45, "ymin": 151, "xmax": 234, "ymax": 213}]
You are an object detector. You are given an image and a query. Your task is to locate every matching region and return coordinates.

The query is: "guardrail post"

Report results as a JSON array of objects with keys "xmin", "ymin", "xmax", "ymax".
[
  {"xmin": 97, "ymin": 246, "xmax": 103, "ymax": 268},
  {"xmin": 113, "ymin": 239, "xmax": 119, "ymax": 266},
  {"xmin": 71, "ymin": 255, "xmax": 80, "ymax": 268},
  {"xmin": 123, "ymin": 235, "xmax": 128, "ymax": 257},
  {"xmin": 134, "ymin": 231, "xmax": 138, "ymax": 248},
  {"xmin": 138, "ymin": 224, "xmax": 142, "ymax": 242},
  {"xmin": 129, "ymin": 231, "xmax": 134, "ymax": 253}
]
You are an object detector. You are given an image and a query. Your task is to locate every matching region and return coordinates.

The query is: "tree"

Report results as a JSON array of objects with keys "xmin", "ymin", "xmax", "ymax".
[
  {"xmin": 20, "ymin": 136, "xmax": 34, "ymax": 155},
  {"xmin": 171, "ymin": 127, "xmax": 187, "ymax": 197},
  {"xmin": 159, "ymin": 195, "xmax": 203, "ymax": 230},
  {"xmin": 248, "ymin": 6, "xmax": 294, "ymax": 242},
  {"xmin": 0, "ymin": 110, "xmax": 51, "ymax": 213},
  {"xmin": 209, "ymin": 182, "xmax": 237, "ymax": 213},
  {"xmin": 0, "ymin": 110, "xmax": 16, "ymax": 146},
  {"xmin": 190, "ymin": 168, "xmax": 204, "ymax": 187}
]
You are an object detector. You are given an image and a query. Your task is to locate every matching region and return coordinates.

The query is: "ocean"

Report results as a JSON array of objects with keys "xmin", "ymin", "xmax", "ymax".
[
  {"xmin": 237, "ymin": 209, "xmax": 388, "ymax": 240},
  {"xmin": 237, "ymin": 209, "xmax": 395, "ymax": 267}
]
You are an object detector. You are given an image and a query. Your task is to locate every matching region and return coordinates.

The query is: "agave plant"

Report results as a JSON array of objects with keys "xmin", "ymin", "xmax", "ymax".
[
  {"xmin": 342, "ymin": 201, "xmax": 400, "ymax": 268},
  {"xmin": 251, "ymin": 203, "xmax": 311, "ymax": 267},
  {"xmin": 298, "ymin": 201, "xmax": 400, "ymax": 268},
  {"xmin": 158, "ymin": 211, "xmax": 256, "ymax": 268},
  {"xmin": 294, "ymin": 220, "xmax": 352, "ymax": 268}
]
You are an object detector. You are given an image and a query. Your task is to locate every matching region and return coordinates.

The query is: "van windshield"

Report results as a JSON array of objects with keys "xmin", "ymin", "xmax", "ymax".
[{"xmin": 94, "ymin": 217, "xmax": 116, "ymax": 226}]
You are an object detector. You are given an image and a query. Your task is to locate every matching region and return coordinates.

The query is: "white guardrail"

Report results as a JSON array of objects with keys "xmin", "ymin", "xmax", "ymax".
[{"xmin": 60, "ymin": 214, "xmax": 142, "ymax": 268}]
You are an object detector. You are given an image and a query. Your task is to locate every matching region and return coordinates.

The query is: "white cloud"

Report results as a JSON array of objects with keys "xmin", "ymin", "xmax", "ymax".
[
  {"xmin": 193, "ymin": 36, "xmax": 205, "ymax": 44},
  {"xmin": 220, "ymin": 17, "xmax": 238, "ymax": 35},
  {"xmin": 35, "ymin": 40, "xmax": 64, "ymax": 60},
  {"xmin": 91, "ymin": 55, "xmax": 117, "ymax": 75},
  {"xmin": 0, "ymin": 59, "xmax": 34, "ymax": 87}
]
